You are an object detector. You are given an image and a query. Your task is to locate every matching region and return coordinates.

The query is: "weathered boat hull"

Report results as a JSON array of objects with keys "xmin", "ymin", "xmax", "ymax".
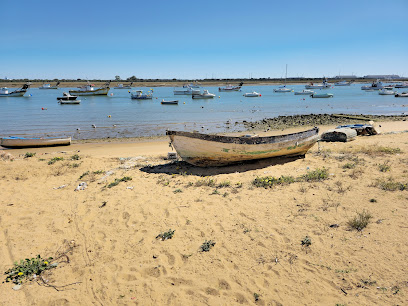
[
  {"xmin": 1, "ymin": 137, "xmax": 71, "ymax": 148},
  {"xmin": 167, "ymin": 127, "xmax": 319, "ymax": 167},
  {"xmin": 69, "ymin": 87, "xmax": 109, "ymax": 96}
]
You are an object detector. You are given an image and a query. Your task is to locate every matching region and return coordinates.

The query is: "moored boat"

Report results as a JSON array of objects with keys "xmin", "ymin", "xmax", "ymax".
[
  {"xmin": 161, "ymin": 99, "xmax": 179, "ymax": 105},
  {"xmin": 378, "ymin": 89, "xmax": 396, "ymax": 95},
  {"xmin": 218, "ymin": 82, "xmax": 243, "ymax": 92},
  {"xmin": 130, "ymin": 90, "xmax": 153, "ymax": 99},
  {"xmin": 69, "ymin": 81, "xmax": 110, "ymax": 96},
  {"xmin": 192, "ymin": 89, "xmax": 216, "ymax": 99},
  {"xmin": 395, "ymin": 92, "xmax": 408, "ymax": 97},
  {"xmin": 361, "ymin": 80, "xmax": 384, "ymax": 90},
  {"xmin": 39, "ymin": 81, "xmax": 60, "ymax": 89},
  {"xmin": 334, "ymin": 80, "xmax": 353, "ymax": 86},
  {"xmin": 0, "ymin": 84, "xmax": 30, "ymax": 97},
  {"xmin": 1, "ymin": 136, "xmax": 71, "ymax": 148},
  {"xmin": 395, "ymin": 82, "xmax": 408, "ymax": 88},
  {"xmin": 58, "ymin": 92, "xmax": 81, "ymax": 104},
  {"xmin": 166, "ymin": 127, "xmax": 319, "ymax": 167},
  {"xmin": 274, "ymin": 64, "xmax": 292, "ymax": 92},
  {"xmin": 114, "ymin": 82, "xmax": 133, "ymax": 89},
  {"xmin": 243, "ymin": 91, "xmax": 261, "ymax": 97},
  {"xmin": 305, "ymin": 78, "xmax": 332, "ymax": 89},
  {"xmin": 294, "ymin": 89, "xmax": 314, "ymax": 95},
  {"xmin": 311, "ymin": 93, "xmax": 333, "ymax": 98},
  {"xmin": 174, "ymin": 86, "xmax": 200, "ymax": 95}
]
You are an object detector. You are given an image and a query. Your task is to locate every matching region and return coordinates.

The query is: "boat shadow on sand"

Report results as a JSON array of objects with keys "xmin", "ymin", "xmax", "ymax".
[{"xmin": 140, "ymin": 155, "xmax": 305, "ymax": 176}]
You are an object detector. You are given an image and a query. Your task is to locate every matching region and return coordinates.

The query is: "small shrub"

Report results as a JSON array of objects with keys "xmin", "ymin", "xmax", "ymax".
[
  {"xmin": 254, "ymin": 293, "xmax": 260, "ymax": 302},
  {"xmin": 48, "ymin": 157, "xmax": 63, "ymax": 165},
  {"xmin": 70, "ymin": 154, "xmax": 80, "ymax": 160},
  {"xmin": 301, "ymin": 236, "xmax": 312, "ymax": 247},
  {"xmin": 300, "ymin": 168, "xmax": 329, "ymax": 182},
  {"xmin": 342, "ymin": 162, "xmax": 356, "ymax": 169},
  {"xmin": 79, "ymin": 171, "xmax": 89, "ymax": 180},
  {"xmin": 93, "ymin": 170, "xmax": 105, "ymax": 174},
  {"xmin": 375, "ymin": 178, "xmax": 407, "ymax": 191},
  {"xmin": 108, "ymin": 176, "xmax": 132, "ymax": 188},
  {"xmin": 347, "ymin": 210, "xmax": 372, "ymax": 231},
  {"xmin": 217, "ymin": 181, "xmax": 231, "ymax": 188},
  {"xmin": 156, "ymin": 229, "xmax": 175, "ymax": 241},
  {"xmin": 4, "ymin": 255, "xmax": 55, "ymax": 285},
  {"xmin": 195, "ymin": 178, "xmax": 216, "ymax": 187},
  {"xmin": 24, "ymin": 152, "xmax": 36, "ymax": 158},
  {"xmin": 71, "ymin": 163, "xmax": 80, "ymax": 168},
  {"xmin": 252, "ymin": 175, "xmax": 295, "ymax": 188},
  {"xmin": 173, "ymin": 189, "xmax": 182, "ymax": 193},
  {"xmin": 378, "ymin": 162, "xmax": 391, "ymax": 172},
  {"xmin": 200, "ymin": 240, "xmax": 216, "ymax": 252}
]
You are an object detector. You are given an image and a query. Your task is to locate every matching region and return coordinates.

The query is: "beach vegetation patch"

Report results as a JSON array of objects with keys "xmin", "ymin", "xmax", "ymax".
[
  {"xmin": 48, "ymin": 157, "xmax": 64, "ymax": 165},
  {"xmin": 70, "ymin": 154, "xmax": 80, "ymax": 160},
  {"xmin": 359, "ymin": 145, "xmax": 402, "ymax": 156},
  {"xmin": 4, "ymin": 255, "xmax": 55, "ymax": 285},
  {"xmin": 156, "ymin": 229, "xmax": 175, "ymax": 241},
  {"xmin": 347, "ymin": 210, "xmax": 372, "ymax": 231},
  {"xmin": 200, "ymin": 240, "xmax": 216, "ymax": 252},
  {"xmin": 301, "ymin": 236, "xmax": 312, "ymax": 247},
  {"xmin": 342, "ymin": 162, "xmax": 356, "ymax": 169},
  {"xmin": 374, "ymin": 178, "xmax": 407, "ymax": 191},
  {"xmin": 300, "ymin": 167, "xmax": 328, "ymax": 182},
  {"xmin": 173, "ymin": 188, "xmax": 182, "ymax": 193},
  {"xmin": 93, "ymin": 170, "xmax": 105, "ymax": 174},
  {"xmin": 79, "ymin": 171, "xmax": 89, "ymax": 180},
  {"xmin": 217, "ymin": 180, "xmax": 231, "ymax": 188},
  {"xmin": 107, "ymin": 176, "xmax": 132, "ymax": 188},
  {"xmin": 378, "ymin": 161, "xmax": 391, "ymax": 172},
  {"xmin": 24, "ymin": 152, "xmax": 36, "ymax": 158},
  {"xmin": 195, "ymin": 178, "xmax": 216, "ymax": 187},
  {"xmin": 252, "ymin": 175, "xmax": 296, "ymax": 188}
]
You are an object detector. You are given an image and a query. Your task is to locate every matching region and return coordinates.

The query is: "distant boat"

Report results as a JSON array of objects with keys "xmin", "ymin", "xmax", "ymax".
[
  {"xmin": 334, "ymin": 80, "xmax": 353, "ymax": 86},
  {"xmin": 130, "ymin": 90, "xmax": 153, "ymax": 99},
  {"xmin": 166, "ymin": 127, "xmax": 319, "ymax": 167},
  {"xmin": 39, "ymin": 81, "xmax": 60, "ymax": 89},
  {"xmin": 161, "ymin": 99, "xmax": 179, "ymax": 105},
  {"xmin": 274, "ymin": 64, "xmax": 292, "ymax": 92},
  {"xmin": 395, "ymin": 92, "xmax": 408, "ymax": 97},
  {"xmin": 192, "ymin": 89, "xmax": 216, "ymax": 99},
  {"xmin": 174, "ymin": 86, "xmax": 200, "ymax": 95},
  {"xmin": 311, "ymin": 93, "xmax": 333, "ymax": 98},
  {"xmin": 1, "ymin": 136, "xmax": 71, "ymax": 148},
  {"xmin": 243, "ymin": 91, "xmax": 261, "ymax": 97},
  {"xmin": 183, "ymin": 82, "xmax": 201, "ymax": 88},
  {"xmin": 395, "ymin": 82, "xmax": 408, "ymax": 88},
  {"xmin": 378, "ymin": 89, "xmax": 396, "ymax": 95},
  {"xmin": 294, "ymin": 89, "xmax": 314, "ymax": 95},
  {"xmin": 361, "ymin": 80, "xmax": 384, "ymax": 90},
  {"xmin": 114, "ymin": 82, "xmax": 133, "ymax": 89},
  {"xmin": 69, "ymin": 81, "xmax": 110, "ymax": 96},
  {"xmin": 305, "ymin": 78, "xmax": 332, "ymax": 89},
  {"xmin": 0, "ymin": 83, "xmax": 30, "ymax": 97},
  {"xmin": 58, "ymin": 92, "xmax": 81, "ymax": 104},
  {"xmin": 218, "ymin": 82, "xmax": 243, "ymax": 92}
]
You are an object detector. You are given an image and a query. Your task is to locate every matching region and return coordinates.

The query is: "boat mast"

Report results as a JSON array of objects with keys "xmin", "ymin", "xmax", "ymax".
[{"xmin": 285, "ymin": 64, "xmax": 287, "ymax": 86}]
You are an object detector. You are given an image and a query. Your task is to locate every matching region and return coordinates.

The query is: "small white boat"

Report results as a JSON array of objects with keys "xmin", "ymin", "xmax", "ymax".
[
  {"xmin": 69, "ymin": 81, "xmax": 110, "ymax": 96},
  {"xmin": 218, "ymin": 82, "xmax": 243, "ymax": 92},
  {"xmin": 361, "ymin": 80, "xmax": 384, "ymax": 90},
  {"xmin": 1, "ymin": 136, "xmax": 71, "ymax": 148},
  {"xmin": 0, "ymin": 84, "xmax": 30, "ymax": 97},
  {"xmin": 39, "ymin": 81, "xmax": 60, "ymax": 89},
  {"xmin": 395, "ymin": 92, "xmax": 408, "ymax": 97},
  {"xmin": 395, "ymin": 82, "xmax": 408, "ymax": 88},
  {"xmin": 273, "ymin": 86, "xmax": 292, "ymax": 93},
  {"xmin": 192, "ymin": 89, "xmax": 216, "ymax": 99},
  {"xmin": 311, "ymin": 93, "xmax": 333, "ymax": 98},
  {"xmin": 161, "ymin": 99, "xmax": 179, "ymax": 105},
  {"xmin": 294, "ymin": 89, "xmax": 314, "ymax": 95},
  {"xmin": 114, "ymin": 82, "xmax": 133, "ymax": 89},
  {"xmin": 130, "ymin": 90, "xmax": 153, "ymax": 99},
  {"xmin": 305, "ymin": 78, "xmax": 332, "ymax": 89},
  {"xmin": 378, "ymin": 89, "xmax": 396, "ymax": 95},
  {"xmin": 174, "ymin": 86, "xmax": 200, "ymax": 95},
  {"xmin": 334, "ymin": 80, "xmax": 353, "ymax": 86},
  {"xmin": 58, "ymin": 92, "xmax": 81, "ymax": 104},
  {"xmin": 243, "ymin": 91, "xmax": 261, "ymax": 97},
  {"xmin": 183, "ymin": 82, "xmax": 201, "ymax": 88}
]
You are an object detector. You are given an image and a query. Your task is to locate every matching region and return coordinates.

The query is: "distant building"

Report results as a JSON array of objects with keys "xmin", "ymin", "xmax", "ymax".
[
  {"xmin": 334, "ymin": 75, "xmax": 357, "ymax": 79},
  {"xmin": 363, "ymin": 75, "xmax": 400, "ymax": 79}
]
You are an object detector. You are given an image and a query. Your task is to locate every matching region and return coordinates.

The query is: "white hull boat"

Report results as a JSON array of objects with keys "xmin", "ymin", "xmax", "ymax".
[
  {"xmin": 69, "ymin": 81, "xmax": 110, "ymax": 96},
  {"xmin": 395, "ymin": 82, "xmax": 408, "ymax": 88},
  {"xmin": 131, "ymin": 90, "xmax": 153, "ymax": 99},
  {"xmin": 218, "ymin": 82, "xmax": 243, "ymax": 92},
  {"xmin": 166, "ymin": 127, "xmax": 319, "ymax": 167},
  {"xmin": 114, "ymin": 82, "xmax": 133, "ymax": 89},
  {"xmin": 1, "ymin": 136, "xmax": 71, "ymax": 148},
  {"xmin": 361, "ymin": 80, "xmax": 384, "ymax": 90},
  {"xmin": 305, "ymin": 83, "xmax": 331, "ymax": 89},
  {"xmin": 378, "ymin": 89, "xmax": 396, "ymax": 95},
  {"xmin": 334, "ymin": 80, "xmax": 353, "ymax": 86},
  {"xmin": 273, "ymin": 87, "xmax": 292, "ymax": 93},
  {"xmin": 39, "ymin": 81, "xmax": 60, "ymax": 89},
  {"xmin": 311, "ymin": 93, "xmax": 333, "ymax": 98},
  {"xmin": 243, "ymin": 91, "xmax": 261, "ymax": 97},
  {"xmin": 395, "ymin": 92, "xmax": 408, "ymax": 97},
  {"xmin": 192, "ymin": 90, "xmax": 216, "ymax": 99},
  {"xmin": 294, "ymin": 89, "xmax": 314, "ymax": 95},
  {"xmin": 0, "ymin": 84, "xmax": 30, "ymax": 97}
]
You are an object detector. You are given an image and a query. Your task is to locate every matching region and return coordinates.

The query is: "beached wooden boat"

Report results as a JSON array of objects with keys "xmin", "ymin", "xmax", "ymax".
[
  {"xmin": 166, "ymin": 127, "xmax": 319, "ymax": 167},
  {"xmin": 1, "ymin": 136, "xmax": 71, "ymax": 148}
]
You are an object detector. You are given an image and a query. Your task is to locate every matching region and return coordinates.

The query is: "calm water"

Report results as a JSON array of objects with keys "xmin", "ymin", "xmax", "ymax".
[{"xmin": 1, "ymin": 84, "xmax": 406, "ymax": 140}]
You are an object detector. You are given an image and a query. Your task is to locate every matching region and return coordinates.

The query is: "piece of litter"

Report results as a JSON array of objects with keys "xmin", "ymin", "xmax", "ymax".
[
  {"xmin": 126, "ymin": 186, "xmax": 134, "ymax": 190},
  {"xmin": 167, "ymin": 152, "xmax": 178, "ymax": 160},
  {"xmin": 12, "ymin": 285, "xmax": 22, "ymax": 291},
  {"xmin": 53, "ymin": 184, "xmax": 67, "ymax": 190},
  {"xmin": 75, "ymin": 182, "xmax": 87, "ymax": 191}
]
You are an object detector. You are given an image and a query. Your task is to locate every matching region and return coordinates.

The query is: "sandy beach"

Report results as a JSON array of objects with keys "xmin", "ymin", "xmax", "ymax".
[{"xmin": 1, "ymin": 121, "xmax": 408, "ymax": 305}]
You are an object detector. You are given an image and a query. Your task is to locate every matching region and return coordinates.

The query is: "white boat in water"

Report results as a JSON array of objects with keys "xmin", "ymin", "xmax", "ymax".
[
  {"xmin": 274, "ymin": 64, "xmax": 292, "ymax": 92},
  {"xmin": 395, "ymin": 82, "xmax": 408, "ymax": 88},
  {"xmin": 174, "ymin": 86, "xmax": 200, "ymax": 95},
  {"xmin": 311, "ymin": 93, "xmax": 333, "ymax": 98},
  {"xmin": 361, "ymin": 80, "xmax": 384, "ymax": 90},
  {"xmin": 218, "ymin": 82, "xmax": 243, "ymax": 92},
  {"xmin": 1, "ymin": 136, "xmax": 71, "ymax": 148},
  {"xmin": 305, "ymin": 78, "xmax": 332, "ymax": 89},
  {"xmin": 58, "ymin": 92, "xmax": 81, "ymax": 104},
  {"xmin": 395, "ymin": 92, "xmax": 408, "ymax": 97},
  {"xmin": 166, "ymin": 127, "xmax": 319, "ymax": 167},
  {"xmin": 294, "ymin": 89, "xmax": 314, "ymax": 95},
  {"xmin": 69, "ymin": 81, "xmax": 110, "ymax": 96},
  {"xmin": 334, "ymin": 80, "xmax": 353, "ymax": 86},
  {"xmin": 243, "ymin": 91, "xmax": 261, "ymax": 97},
  {"xmin": 130, "ymin": 90, "xmax": 153, "ymax": 99},
  {"xmin": 378, "ymin": 89, "xmax": 396, "ymax": 95},
  {"xmin": 161, "ymin": 99, "xmax": 179, "ymax": 105},
  {"xmin": 39, "ymin": 81, "xmax": 60, "ymax": 89},
  {"xmin": 114, "ymin": 82, "xmax": 133, "ymax": 89},
  {"xmin": 192, "ymin": 89, "xmax": 216, "ymax": 99},
  {"xmin": 0, "ymin": 83, "xmax": 30, "ymax": 97}
]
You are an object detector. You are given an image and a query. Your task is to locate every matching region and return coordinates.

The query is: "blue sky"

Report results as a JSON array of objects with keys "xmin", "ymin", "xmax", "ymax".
[{"xmin": 1, "ymin": 0, "xmax": 407, "ymax": 79}]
